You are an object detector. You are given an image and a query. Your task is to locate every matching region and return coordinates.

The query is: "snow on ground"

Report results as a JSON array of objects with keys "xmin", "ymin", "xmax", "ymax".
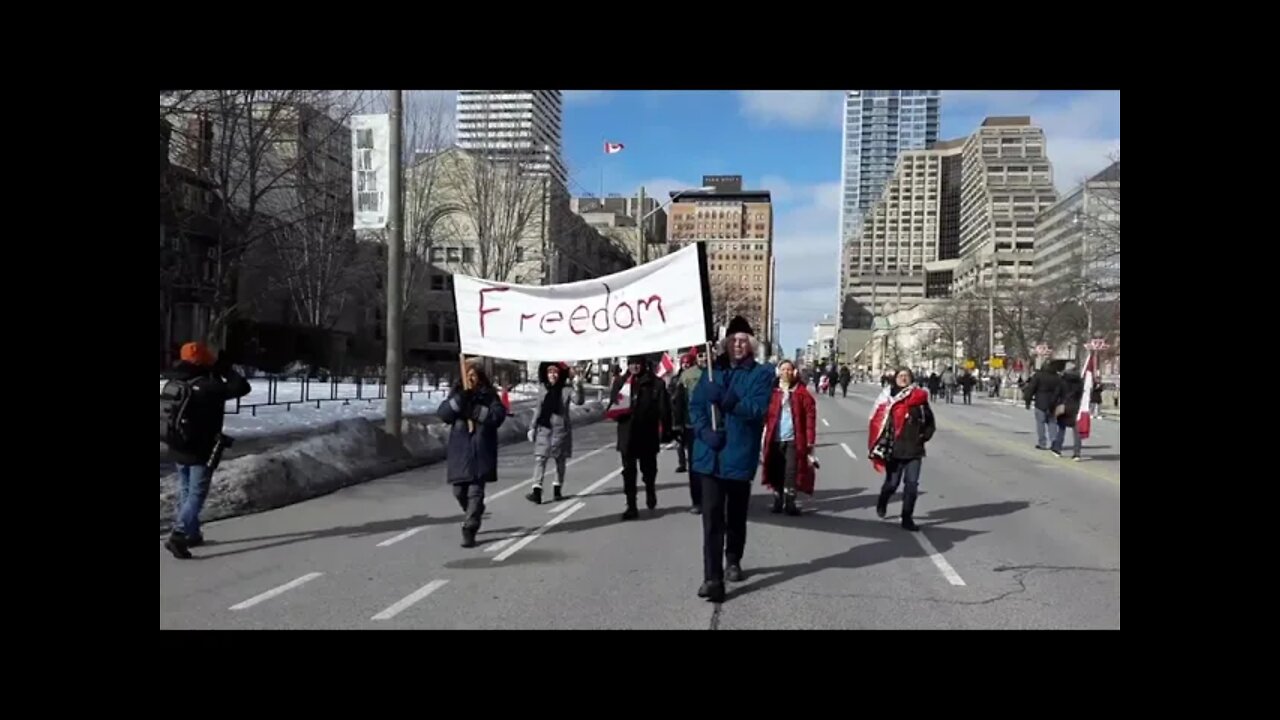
[{"xmin": 160, "ymin": 378, "xmax": 605, "ymax": 441}]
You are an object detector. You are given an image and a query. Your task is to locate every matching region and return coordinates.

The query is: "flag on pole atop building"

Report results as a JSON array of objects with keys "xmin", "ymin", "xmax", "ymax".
[
  {"xmin": 1076, "ymin": 351, "xmax": 1095, "ymax": 440},
  {"xmin": 604, "ymin": 141, "xmax": 625, "ymax": 155}
]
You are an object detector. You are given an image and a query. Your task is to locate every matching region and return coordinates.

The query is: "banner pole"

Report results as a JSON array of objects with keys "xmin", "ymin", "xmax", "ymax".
[{"xmin": 460, "ymin": 353, "xmax": 475, "ymax": 433}]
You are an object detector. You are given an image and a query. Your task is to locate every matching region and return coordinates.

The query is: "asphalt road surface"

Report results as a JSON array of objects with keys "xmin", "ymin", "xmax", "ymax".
[{"xmin": 160, "ymin": 384, "xmax": 1120, "ymax": 630}]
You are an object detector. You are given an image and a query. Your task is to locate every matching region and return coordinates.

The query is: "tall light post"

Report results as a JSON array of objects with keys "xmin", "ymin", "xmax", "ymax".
[{"xmin": 385, "ymin": 90, "xmax": 404, "ymax": 438}]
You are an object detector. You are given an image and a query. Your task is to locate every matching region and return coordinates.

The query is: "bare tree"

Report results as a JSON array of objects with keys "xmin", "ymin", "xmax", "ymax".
[
  {"xmin": 159, "ymin": 90, "xmax": 367, "ymax": 343},
  {"xmin": 710, "ymin": 274, "xmax": 764, "ymax": 335},
  {"xmin": 267, "ymin": 196, "xmax": 360, "ymax": 328},
  {"xmin": 993, "ymin": 279, "xmax": 1078, "ymax": 368},
  {"xmin": 445, "ymin": 149, "xmax": 544, "ymax": 282}
]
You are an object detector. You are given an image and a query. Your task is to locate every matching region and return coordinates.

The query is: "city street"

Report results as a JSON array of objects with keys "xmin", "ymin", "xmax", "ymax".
[{"xmin": 160, "ymin": 385, "xmax": 1119, "ymax": 630}]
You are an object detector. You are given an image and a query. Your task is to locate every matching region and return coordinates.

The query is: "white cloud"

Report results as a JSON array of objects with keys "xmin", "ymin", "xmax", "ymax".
[
  {"xmin": 738, "ymin": 91, "xmax": 843, "ymax": 130},
  {"xmin": 564, "ymin": 90, "xmax": 610, "ymax": 105},
  {"xmin": 766, "ymin": 180, "xmax": 843, "ymax": 352}
]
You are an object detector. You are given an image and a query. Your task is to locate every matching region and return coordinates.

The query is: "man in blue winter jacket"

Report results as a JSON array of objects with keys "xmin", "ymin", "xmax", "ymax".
[{"xmin": 689, "ymin": 315, "xmax": 775, "ymax": 603}]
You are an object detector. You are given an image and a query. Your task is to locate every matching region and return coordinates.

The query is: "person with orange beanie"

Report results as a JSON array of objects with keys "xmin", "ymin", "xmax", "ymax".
[{"xmin": 160, "ymin": 341, "xmax": 251, "ymax": 559}]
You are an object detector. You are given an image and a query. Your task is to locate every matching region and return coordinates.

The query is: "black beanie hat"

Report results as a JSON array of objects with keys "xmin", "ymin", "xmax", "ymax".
[
  {"xmin": 627, "ymin": 354, "xmax": 650, "ymax": 367},
  {"xmin": 726, "ymin": 315, "xmax": 754, "ymax": 337}
]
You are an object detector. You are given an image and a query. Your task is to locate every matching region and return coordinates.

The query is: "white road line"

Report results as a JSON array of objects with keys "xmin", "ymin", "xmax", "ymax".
[
  {"xmin": 572, "ymin": 467, "xmax": 624, "ymax": 498},
  {"xmin": 371, "ymin": 579, "xmax": 450, "ymax": 621},
  {"xmin": 487, "ymin": 443, "xmax": 615, "ymax": 502},
  {"xmin": 912, "ymin": 532, "xmax": 966, "ymax": 586},
  {"xmin": 483, "ymin": 530, "xmax": 528, "ymax": 553},
  {"xmin": 494, "ymin": 502, "xmax": 587, "ymax": 562},
  {"xmin": 376, "ymin": 526, "xmax": 425, "ymax": 547},
  {"xmin": 822, "ymin": 418, "xmax": 831, "ymax": 427},
  {"xmin": 549, "ymin": 498, "xmax": 577, "ymax": 513},
  {"xmin": 229, "ymin": 572, "xmax": 323, "ymax": 611},
  {"xmin": 840, "ymin": 442, "xmax": 858, "ymax": 460}
]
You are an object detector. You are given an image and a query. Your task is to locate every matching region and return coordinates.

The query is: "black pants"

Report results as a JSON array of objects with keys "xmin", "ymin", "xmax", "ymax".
[
  {"xmin": 963, "ymin": 387, "xmax": 972, "ymax": 405},
  {"xmin": 621, "ymin": 451, "xmax": 658, "ymax": 504},
  {"xmin": 841, "ymin": 383, "xmax": 849, "ymax": 397},
  {"xmin": 452, "ymin": 481, "xmax": 486, "ymax": 531},
  {"xmin": 676, "ymin": 428, "xmax": 693, "ymax": 470},
  {"xmin": 702, "ymin": 475, "xmax": 750, "ymax": 582},
  {"xmin": 765, "ymin": 441, "xmax": 797, "ymax": 494}
]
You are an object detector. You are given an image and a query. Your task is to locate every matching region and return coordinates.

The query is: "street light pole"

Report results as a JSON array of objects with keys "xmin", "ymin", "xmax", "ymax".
[
  {"xmin": 637, "ymin": 185, "xmax": 647, "ymax": 264},
  {"xmin": 385, "ymin": 90, "xmax": 404, "ymax": 438}
]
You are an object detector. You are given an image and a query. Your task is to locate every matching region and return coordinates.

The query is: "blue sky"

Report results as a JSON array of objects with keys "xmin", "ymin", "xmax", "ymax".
[{"xmin": 415, "ymin": 90, "xmax": 1120, "ymax": 355}]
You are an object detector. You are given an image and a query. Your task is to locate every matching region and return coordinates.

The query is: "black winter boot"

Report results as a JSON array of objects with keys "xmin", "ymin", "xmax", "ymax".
[
  {"xmin": 164, "ymin": 533, "xmax": 192, "ymax": 560},
  {"xmin": 876, "ymin": 487, "xmax": 893, "ymax": 519},
  {"xmin": 621, "ymin": 503, "xmax": 639, "ymax": 521},
  {"xmin": 901, "ymin": 492, "xmax": 919, "ymax": 532},
  {"xmin": 698, "ymin": 581, "xmax": 726, "ymax": 602},
  {"xmin": 525, "ymin": 486, "xmax": 543, "ymax": 504},
  {"xmin": 784, "ymin": 492, "xmax": 801, "ymax": 517},
  {"xmin": 461, "ymin": 527, "xmax": 478, "ymax": 548},
  {"xmin": 771, "ymin": 491, "xmax": 784, "ymax": 514},
  {"xmin": 645, "ymin": 482, "xmax": 658, "ymax": 510},
  {"xmin": 553, "ymin": 484, "xmax": 564, "ymax": 501}
]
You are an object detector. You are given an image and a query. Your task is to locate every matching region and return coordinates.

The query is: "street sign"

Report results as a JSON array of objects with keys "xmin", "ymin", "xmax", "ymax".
[
  {"xmin": 990, "ymin": 357, "xmax": 1005, "ymax": 369},
  {"xmin": 994, "ymin": 344, "xmax": 1006, "ymax": 357},
  {"xmin": 1088, "ymin": 339, "xmax": 1110, "ymax": 351},
  {"xmin": 1035, "ymin": 344, "xmax": 1053, "ymax": 357},
  {"xmin": 963, "ymin": 359, "xmax": 977, "ymax": 370}
]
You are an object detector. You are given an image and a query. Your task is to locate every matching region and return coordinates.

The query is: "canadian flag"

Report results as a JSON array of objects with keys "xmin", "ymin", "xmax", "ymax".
[
  {"xmin": 1076, "ymin": 351, "xmax": 1095, "ymax": 440},
  {"xmin": 604, "ymin": 141, "xmax": 625, "ymax": 155},
  {"xmin": 654, "ymin": 353, "xmax": 675, "ymax": 379}
]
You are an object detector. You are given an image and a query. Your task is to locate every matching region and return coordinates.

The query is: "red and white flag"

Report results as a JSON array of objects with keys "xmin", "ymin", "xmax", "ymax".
[
  {"xmin": 654, "ymin": 353, "xmax": 675, "ymax": 379},
  {"xmin": 604, "ymin": 141, "xmax": 625, "ymax": 155},
  {"xmin": 1076, "ymin": 351, "xmax": 1095, "ymax": 440}
]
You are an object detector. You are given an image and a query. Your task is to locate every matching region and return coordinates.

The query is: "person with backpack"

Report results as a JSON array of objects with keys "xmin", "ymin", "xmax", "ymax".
[
  {"xmin": 438, "ymin": 359, "xmax": 508, "ymax": 548},
  {"xmin": 608, "ymin": 355, "xmax": 673, "ymax": 520},
  {"xmin": 160, "ymin": 341, "xmax": 251, "ymax": 559},
  {"xmin": 525, "ymin": 362, "xmax": 585, "ymax": 505}
]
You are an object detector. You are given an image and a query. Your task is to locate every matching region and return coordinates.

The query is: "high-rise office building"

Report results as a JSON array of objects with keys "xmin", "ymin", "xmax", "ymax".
[
  {"xmin": 668, "ymin": 175, "xmax": 774, "ymax": 351},
  {"xmin": 455, "ymin": 90, "xmax": 567, "ymax": 188},
  {"xmin": 838, "ymin": 90, "xmax": 940, "ymax": 327},
  {"xmin": 952, "ymin": 117, "xmax": 1057, "ymax": 297}
]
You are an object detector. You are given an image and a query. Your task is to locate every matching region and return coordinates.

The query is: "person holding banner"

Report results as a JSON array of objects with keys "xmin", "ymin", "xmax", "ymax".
[
  {"xmin": 525, "ymin": 362, "xmax": 586, "ymax": 504},
  {"xmin": 608, "ymin": 355, "xmax": 673, "ymax": 520},
  {"xmin": 690, "ymin": 316, "xmax": 775, "ymax": 603},
  {"xmin": 437, "ymin": 360, "xmax": 508, "ymax": 548}
]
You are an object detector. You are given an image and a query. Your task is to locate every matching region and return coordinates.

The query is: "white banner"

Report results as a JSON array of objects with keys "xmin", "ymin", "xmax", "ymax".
[
  {"xmin": 351, "ymin": 114, "xmax": 390, "ymax": 230},
  {"xmin": 453, "ymin": 244, "xmax": 710, "ymax": 361}
]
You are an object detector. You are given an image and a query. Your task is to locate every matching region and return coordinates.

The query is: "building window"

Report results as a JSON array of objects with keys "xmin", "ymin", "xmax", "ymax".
[
  {"xmin": 463, "ymin": 247, "xmax": 474, "ymax": 263},
  {"xmin": 430, "ymin": 247, "xmax": 444, "ymax": 262},
  {"xmin": 447, "ymin": 247, "xmax": 461, "ymax": 262}
]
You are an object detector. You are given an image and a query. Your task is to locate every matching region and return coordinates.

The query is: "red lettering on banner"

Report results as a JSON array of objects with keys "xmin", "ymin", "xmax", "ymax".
[
  {"xmin": 591, "ymin": 283, "xmax": 612, "ymax": 332},
  {"xmin": 540, "ymin": 311, "xmax": 564, "ymax": 334},
  {"xmin": 479, "ymin": 287, "xmax": 510, "ymax": 337},
  {"xmin": 636, "ymin": 295, "xmax": 666, "ymax": 325},
  {"xmin": 569, "ymin": 305, "xmax": 590, "ymax": 335},
  {"xmin": 613, "ymin": 302, "xmax": 635, "ymax": 329}
]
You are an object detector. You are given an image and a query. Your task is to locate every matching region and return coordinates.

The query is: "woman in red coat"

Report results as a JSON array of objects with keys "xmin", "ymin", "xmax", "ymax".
[{"xmin": 761, "ymin": 360, "xmax": 818, "ymax": 516}]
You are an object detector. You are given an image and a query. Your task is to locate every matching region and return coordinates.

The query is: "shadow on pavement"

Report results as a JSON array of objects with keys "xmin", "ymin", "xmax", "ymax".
[
  {"xmin": 541, "ymin": 504, "xmax": 692, "ymax": 538},
  {"xmin": 1085, "ymin": 454, "xmax": 1120, "ymax": 462},
  {"xmin": 195, "ymin": 512, "xmax": 464, "ymax": 559},
  {"xmin": 445, "ymin": 548, "xmax": 571, "ymax": 569},
  {"xmin": 727, "ymin": 499, "xmax": 1031, "ymax": 602},
  {"xmin": 589, "ymin": 481, "xmax": 685, "ymax": 500}
]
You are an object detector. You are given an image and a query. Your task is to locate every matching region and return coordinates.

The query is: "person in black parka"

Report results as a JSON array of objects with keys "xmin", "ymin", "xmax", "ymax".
[
  {"xmin": 609, "ymin": 354, "xmax": 673, "ymax": 520},
  {"xmin": 1051, "ymin": 363, "xmax": 1085, "ymax": 460},
  {"xmin": 1023, "ymin": 365, "xmax": 1064, "ymax": 451},
  {"xmin": 438, "ymin": 360, "xmax": 508, "ymax": 548}
]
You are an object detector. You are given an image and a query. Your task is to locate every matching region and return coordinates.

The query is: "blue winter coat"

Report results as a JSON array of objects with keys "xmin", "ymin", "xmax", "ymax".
[
  {"xmin": 689, "ymin": 355, "xmax": 775, "ymax": 481},
  {"xmin": 437, "ymin": 386, "xmax": 508, "ymax": 484}
]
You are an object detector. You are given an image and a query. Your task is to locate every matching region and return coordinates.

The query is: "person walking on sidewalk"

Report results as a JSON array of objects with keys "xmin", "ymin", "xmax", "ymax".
[
  {"xmin": 762, "ymin": 360, "xmax": 817, "ymax": 516},
  {"xmin": 1090, "ymin": 380, "xmax": 1104, "ymax": 418},
  {"xmin": 525, "ymin": 362, "xmax": 585, "ymax": 505},
  {"xmin": 1023, "ymin": 364, "xmax": 1063, "ymax": 451},
  {"xmin": 438, "ymin": 360, "xmax": 508, "ymax": 548},
  {"xmin": 161, "ymin": 341, "xmax": 251, "ymax": 559},
  {"xmin": 868, "ymin": 369, "xmax": 935, "ymax": 532},
  {"xmin": 940, "ymin": 366, "xmax": 957, "ymax": 404},
  {"xmin": 960, "ymin": 370, "xmax": 977, "ymax": 405},
  {"xmin": 1051, "ymin": 362, "xmax": 1085, "ymax": 460},
  {"xmin": 690, "ymin": 316, "xmax": 775, "ymax": 603},
  {"xmin": 838, "ymin": 365, "xmax": 851, "ymax": 398},
  {"xmin": 608, "ymin": 355, "xmax": 673, "ymax": 521}
]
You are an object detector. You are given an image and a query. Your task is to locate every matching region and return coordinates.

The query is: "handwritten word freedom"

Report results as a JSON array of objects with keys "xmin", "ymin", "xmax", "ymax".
[{"xmin": 479, "ymin": 283, "xmax": 667, "ymax": 338}]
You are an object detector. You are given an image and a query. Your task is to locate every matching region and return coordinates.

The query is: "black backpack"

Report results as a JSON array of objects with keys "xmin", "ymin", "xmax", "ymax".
[{"xmin": 161, "ymin": 376, "xmax": 205, "ymax": 448}]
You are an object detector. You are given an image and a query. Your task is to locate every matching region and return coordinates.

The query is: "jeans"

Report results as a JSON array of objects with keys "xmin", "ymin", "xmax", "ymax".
[
  {"xmin": 1034, "ymin": 408, "xmax": 1055, "ymax": 448},
  {"xmin": 702, "ymin": 475, "xmax": 750, "ymax": 582},
  {"xmin": 945, "ymin": 386, "xmax": 956, "ymax": 403},
  {"xmin": 1089, "ymin": 402, "xmax": 1101, "ymax": 417},
  {"xmin": 882, "ymin": 457, "xmax": 922, "ymax": 496},
  {"xmin": 962, "ymin": 387, "xmax": 972, "ymax": 405},
  {"xmin": 452, "ymin": 481, "xmax": 486, "ymax": 531},
  {"xmin": 175, "ymin": 464, "xmax": 211, "ymax": 538},
  {"xmin": 1053, "ymin": 423, "xmax": 1082, "ymax": 457}
]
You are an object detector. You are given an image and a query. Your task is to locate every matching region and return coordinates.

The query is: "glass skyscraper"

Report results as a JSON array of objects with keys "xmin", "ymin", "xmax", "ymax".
[{"xmin": 840, "ymin": 90, "xmax": 941, "ymax": 238}]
